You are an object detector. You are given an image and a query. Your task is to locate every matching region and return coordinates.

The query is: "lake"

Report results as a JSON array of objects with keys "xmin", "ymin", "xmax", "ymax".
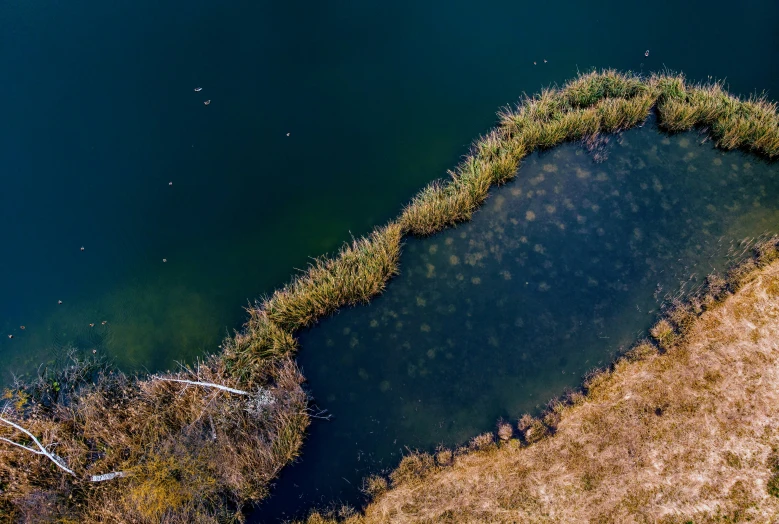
[{"xmin": 1, "ymin": 0, "xmax": 778, "ymax": 521}]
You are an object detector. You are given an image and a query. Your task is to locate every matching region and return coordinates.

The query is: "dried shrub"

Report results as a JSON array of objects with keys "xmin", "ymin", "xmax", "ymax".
[
  {"xmin": 623, "ymin": 342, "xmax": 658, "ymax": 363},
  {"xmin": 435, "ymin": 449, "xmax": 453, "ymax": 467},
  {"xmin": 363, "ymin": 475, "xmax": 389, "ymax": 499},
  {"xmin": 497, "ymin": 422, "xmax": 514, "ymax": 442},
  {"xmin": 517, "ymin": 415, "xmax": 548, "ymax": 445},
  {"xmin": 650, "ymin": 319, "xmax": 676, "ymax": 350},
  {"xmin": 389, "ymin": 453, "xmax": 435, "ymax": 486},
  {"xmin": 469, "ymin": 433, "xmax": 496, "ymax": 451}
]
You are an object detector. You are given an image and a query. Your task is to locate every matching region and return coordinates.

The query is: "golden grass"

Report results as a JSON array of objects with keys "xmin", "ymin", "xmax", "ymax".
[
  {"xmin": 2, "ymin": 70, "xmax": 778, "ymax": 521},
  {"xmin": 305, "ymin": 239, "xmax": 779, "ymax": 523}
]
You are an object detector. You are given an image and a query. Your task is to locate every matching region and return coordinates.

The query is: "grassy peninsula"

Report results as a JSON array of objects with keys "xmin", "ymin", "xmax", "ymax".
[
  {"xmin": 307, "ymin": 238, "xmax": 779, "ymax": 523},
  {"xmin": 1, "ymin": 71, "xmax": 778, "ymax": 522}
]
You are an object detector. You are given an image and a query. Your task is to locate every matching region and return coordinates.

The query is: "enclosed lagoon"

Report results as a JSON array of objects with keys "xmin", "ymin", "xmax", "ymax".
[{"xmin": 256, "ymin": 120, "xmax": 779, "ymax": 521}]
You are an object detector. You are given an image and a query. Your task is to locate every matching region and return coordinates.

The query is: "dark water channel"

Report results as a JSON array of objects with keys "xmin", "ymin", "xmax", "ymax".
[{"xmin": 255, "ymin": 122, "xmax": 779, "ymax": 521}]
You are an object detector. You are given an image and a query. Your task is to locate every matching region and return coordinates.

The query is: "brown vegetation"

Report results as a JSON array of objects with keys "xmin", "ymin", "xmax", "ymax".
[
  {"xmin": 0, "ymin": 352, "xmax": 307, "ymax": 523},
  {"xmin": 305, "ymin": 238, "xmax": 779, "ymax": 523},
  {"xmin": 2, "ymin": 70, "xmax": 778, "ymax": 521}
]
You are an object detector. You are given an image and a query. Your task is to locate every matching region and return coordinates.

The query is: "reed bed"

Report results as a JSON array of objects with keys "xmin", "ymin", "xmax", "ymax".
[
  {"xmin": 2, "ymin": 70, "xmax": 778, "ymax": 522},
  {"xmin": 400, "ymin": 70, "xmax": 778, "ymax": 237}
]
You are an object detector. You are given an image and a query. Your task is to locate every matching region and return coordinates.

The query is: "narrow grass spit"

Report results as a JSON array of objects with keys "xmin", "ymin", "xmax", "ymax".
[{"xmin": 1, "ymin": 70, "xmax": 777, "ymax": 522}]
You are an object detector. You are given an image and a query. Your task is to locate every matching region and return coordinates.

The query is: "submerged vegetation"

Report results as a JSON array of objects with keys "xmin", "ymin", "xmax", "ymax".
[
  {"xmin": 1, "ymin": 70, "xmax": 778, "ymax": 521},
  {"xmin": 305, "ymin": 237, "xmax": 779, "ymax": 523}
]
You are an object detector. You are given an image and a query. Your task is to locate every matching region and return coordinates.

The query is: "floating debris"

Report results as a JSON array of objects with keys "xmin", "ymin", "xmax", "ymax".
[
  {"xmin": 194, "ymin": 87, "xmax": 202, "ymax": 92},
  {"xmin": 204, "ymin": 100, "xmax": 211, "ymax": 106}
]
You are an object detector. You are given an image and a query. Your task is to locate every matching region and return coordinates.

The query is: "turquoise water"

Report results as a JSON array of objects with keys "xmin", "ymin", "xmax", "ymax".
[
  {"xmin": 255, "ymin": 122, "xmax": 779, "ymax": 520},
  {"xmin": 3, "ymin": 1, "xmax": 779, "ymax": 382}
]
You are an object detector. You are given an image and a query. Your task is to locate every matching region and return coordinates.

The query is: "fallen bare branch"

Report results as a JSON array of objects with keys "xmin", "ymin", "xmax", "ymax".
[
  {"xmin": 90, "ymin": 471, "xmax": 129, "ymax": 482},
  {"xmin": 0, "ymin": 416, "xmax": 76, "ymax": 477},
  {"xmin": 154, "ymin": 377, "xmax": 249, "ymax": 395}
]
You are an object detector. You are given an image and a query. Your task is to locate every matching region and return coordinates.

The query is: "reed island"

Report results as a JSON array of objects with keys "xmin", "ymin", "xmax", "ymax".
[{"xmin": 1, "ymin": 70, "xmax": 778, "ymax": 522}]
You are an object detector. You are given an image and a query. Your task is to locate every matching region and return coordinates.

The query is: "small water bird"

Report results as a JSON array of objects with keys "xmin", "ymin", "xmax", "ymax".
[
  {"xmin": 7, "ymin": 334, "xmax": 12, "ymax": 339},
  {"xmin": 57, "ymin": 300, "xmax": 63, "ymax": 305},
  {"xmin": 543, "ymin": 59, "xmax": 547, "ymax": 63},
  {"xmin": 286, "ymin": 132, "xmax": 290, "ymax": 137},
  {"xmin": 645, "ymin": 49, "xmax": 649, "ymax": 57},
  {"xmin": 89, "ymin": 323, "xmax": 95, "ymax": 328},
  {"xmin": 101, "ymin": 320, "xmax": 107, "ymax": 325},
  {"xmin": 19, "ymin": 326, "xmax": 25, "ymax": 330},
  {"xmin": 194, "ymin": 87, "xmax": 203, "ymax": 92},
  {"xmin": 204, "ymin": 100, "xmax": 211, "ymax": 106},
  {"xmin": 168, "ymin": 181, "xmax": 173, "ymax": 186},
  {"xmin": 533, "ymin": 61, "xmax": 537, "ymax": 65},
  {"xmin": 162, "ymin": 258, "xmax": 167, "ymax": 263},
  {"xmin": 80, "ymin": 246, "xmax": 85, "ymax": 251}
]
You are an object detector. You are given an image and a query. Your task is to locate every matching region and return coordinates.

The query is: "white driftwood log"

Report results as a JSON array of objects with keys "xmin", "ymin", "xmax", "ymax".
[{"xmin": 155, "ymin": 377, "xmax": 249, "ymax": 395}]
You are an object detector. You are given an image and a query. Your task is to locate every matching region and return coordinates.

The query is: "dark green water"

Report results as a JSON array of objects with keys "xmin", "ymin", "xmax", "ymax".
[{"xmin": 256, "ymin": 122, "xmax": 779, "ymax": 520}]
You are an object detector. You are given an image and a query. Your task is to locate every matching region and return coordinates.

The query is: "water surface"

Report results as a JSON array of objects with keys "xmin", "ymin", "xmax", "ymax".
[
  {"xmin": 3, "ymin": 0, "xmax": 779, "ymax": 382},
  {"xmin": 256, "ymin": 122, "xmax": 779, "ymax": 521}
]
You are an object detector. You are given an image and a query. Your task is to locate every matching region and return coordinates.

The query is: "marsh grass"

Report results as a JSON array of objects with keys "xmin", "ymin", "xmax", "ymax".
[
  {"xmin": 402, "ymin": 71, "xmax": 778, "ymax": 237},
  {"xmin": 304, "ymin": 237, "xmax": 779, "ymax": 523},
  {"xmin": 3, "ymin": 70, "xmax": 778, "ymax": 521}
]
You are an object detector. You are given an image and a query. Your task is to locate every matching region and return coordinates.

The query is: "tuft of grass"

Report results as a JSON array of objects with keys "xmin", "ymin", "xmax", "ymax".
[
  {"xmin": 650, "ymin": 319, "xmax": 676, "ymax": 350},
  {"xmin": 363, "ymin": 475, "xmax": 389, "ymax": 499},
  {"xmin": 264, "ymin": 222, "xmax": 403, "ymax": 334},
  {"xmin": 389, "ymin": 453, "xmax": 436, "ymax": 486}
]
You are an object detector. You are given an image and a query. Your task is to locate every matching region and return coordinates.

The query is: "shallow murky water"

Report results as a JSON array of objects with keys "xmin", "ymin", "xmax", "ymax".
[{"xmin": 256, "ymin": 119, "xmax": 779, "ymax": 521}]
